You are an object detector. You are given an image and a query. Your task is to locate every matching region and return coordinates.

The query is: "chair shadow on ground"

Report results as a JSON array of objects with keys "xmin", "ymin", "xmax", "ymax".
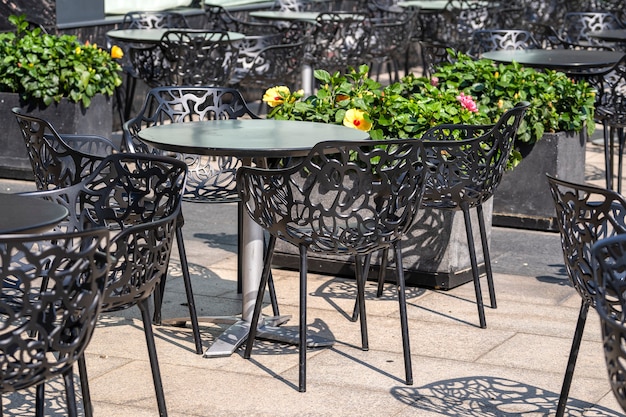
[
  {"xmin": 3, "ymin": 375, "xmax": 87, "ymax": 417},
  {"xmin": 390, "ymin": 376, "xmax": 622, "ymax": 416}
]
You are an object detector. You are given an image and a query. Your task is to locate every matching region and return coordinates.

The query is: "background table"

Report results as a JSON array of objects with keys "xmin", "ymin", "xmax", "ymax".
[
  {"xmin": 107, "ymin": 28, "xmax": 246, "ymax": 44},
  {"xmin": 138, "ymin": 119, "xmax": 370, "ymax": 357},
  {"xmin": 481, "ymin": 49, "xmax": 625, "ymax": 73},
  {"xmin": 0, "ymin": 193, "xmax": 68, "ymax": 234}
]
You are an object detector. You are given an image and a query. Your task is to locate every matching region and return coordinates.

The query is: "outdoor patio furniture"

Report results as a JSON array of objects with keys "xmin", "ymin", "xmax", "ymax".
[
  {"xmin": 0, "ymin": 228, "xmax": 110, "ymax": 417},
  {"xmin": 25, "ymin": 153, "xmax": 187, "ymax": 417},
  {"xmin": 560, "ymin": 11, "xmax": 624, "ymax": 49},
  {"xmin": 466, "ymin": 29, "xmax": 541, "ymax": 58},
  {"xmin": 123, "ymin": 86, "xmax": 280, "ymax": 337},
  {"xmin": 546, "ymin": 175, "xmax": 626, "ymax": 417},
  {"xmin": 239, "ymin": 139, "xmax": 431, "ymax": 392},
  {"xmin": 366, "ymin": 103, "xmax": 529, "ymax": 329},
  {"xmin": 591, "ymin": 234, "xmax": 626, "ymax": 413}
]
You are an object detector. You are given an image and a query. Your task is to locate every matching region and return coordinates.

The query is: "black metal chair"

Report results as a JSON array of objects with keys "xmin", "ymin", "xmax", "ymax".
[
  {"xmin": 239, "ymin": 139, "xmax": 431, "ymax": 392},
  {"xmin": 0, "ymin": 228, "xmax": 110, "ymax": 417},
  {"xmin": 25, "ymin": 153, "xmax": 188, "ymax": 417},
  {"xmin": 304, "ymin": 12, "xmax": 372, "ymax": 78},
  {"xmin": 115, "ymin": 11, "xmax": 190, "ymax": 123},
  {"xmin": 560, "ymin": 11, "xmax": 624, "ymax": 49},
  {"xmin": 230, "ymin": 34, "xmax": 305, "ymax": 112},
  {"xmin": 204, "ymin": 4, "xmax": 283, "ymax": 35},
  {"xmin": 11, "ymin": 107, "xmax": 120, "ymax": 190},
  {"xmin": 466, "ymin": 29, "xmax": 541, "ymax": 58},
  {"xmin": 546, "ymin": 175, "xmax": 626, "ymax": 417},
  {"xmin": 367, "ymin": 11, "xmax": 417, "ymax": 83},
  {"xmin": 591, "ymin": 234, "xmax": 626, "ymax": 414},
  {"xmin": 123, "ymin": 85, "xmax": 280, "ymax": 334},
  {"xmin": 159, "ymin": 29, "xmax": 241, "ymax": 87},
  {"xmin": 585, "ymin": 54, "xmax": 626, "ymax": 193},
  {"xmin": 369, "ymin": 103, "xmax": 530, "ymax": 329}
]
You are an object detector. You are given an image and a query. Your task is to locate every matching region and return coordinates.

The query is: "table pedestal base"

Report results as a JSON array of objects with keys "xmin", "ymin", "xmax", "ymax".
[{"xmin": 202, "ymin": 315, "xmax": 334, "ymax": 358}]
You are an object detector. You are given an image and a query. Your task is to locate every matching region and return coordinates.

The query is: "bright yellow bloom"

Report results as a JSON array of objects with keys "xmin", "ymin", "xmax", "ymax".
[
  {"xmin": 263, "ymin": 86, "xmax": 290, "ymax": 107},
  {"xmin": 111, "ymin": 45, "xmax": 124, "ymax": 59},
  {"xmin": 75, "ymin": 47, "xmax": 82, "ymax": 54},
  {"xmin": 343, "ymin": 109, "xmax": 372, "ymax": 132}
]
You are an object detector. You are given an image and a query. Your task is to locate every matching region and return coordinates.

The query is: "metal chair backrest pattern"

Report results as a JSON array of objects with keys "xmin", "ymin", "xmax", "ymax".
[
  {"xmin": 25, "ymin": 153, "xmax": 188, "ymax": 417},
  {"xmin": 239, "ymin": 139, "xmax": 431, "ymax": 392},
  {"xmin": 591, "ymin": 234, "xmax": 626, "ymax": 413},
  {"xmin": 122, "ymin": 11, "xmax": 189, "ymax": 29},
  {"xmin": 467, "ymin": 29, "xmax": 541, "ymax": 57},
  {"xmin": 0, "ymin": 228, "xmax": 110, "ymax": 416},
  {"xmin": 159, "ymin": 29, "xmax": 240, "ymax": 87},
  {"xmin": 547, "ymin": 175, "xmax": 626, "ymax": 417},
  {"xmin": 11, "ymin": 107, "xmax": 120, "ymax": 191},
  {"xmin": 561, "ymin": 11, "xmax": 624, "ymax": 48}
]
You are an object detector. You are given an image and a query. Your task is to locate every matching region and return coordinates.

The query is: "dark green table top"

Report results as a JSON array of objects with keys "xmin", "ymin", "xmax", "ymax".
[
  {"xmin": 0, "ymin": 193, "xmax": 68, "ymax": 234},
  {"xmin": 481, "ymin": 49, "xmax": 625, "ymax": 71},
  {"xmin": 137, "ymin": 119, "xmax": 370, "ymax": 157},
  {"xmin": 106, "ymin": 28, "xmax": 245, "ymax": 44}
]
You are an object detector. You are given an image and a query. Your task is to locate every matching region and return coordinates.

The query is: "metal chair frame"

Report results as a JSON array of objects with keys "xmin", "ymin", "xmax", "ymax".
[
  {"xmin": 239, "ymin": 139, "xmax": 431, "ymax": 392},
  {"xmin": 0, "ymin": 229, "xmax": 110, "ymax": 417},
  {"xmin": 25, "ymin": 153, "xmax": 188, "ymax": 417},
  {"xmin": 547, "ymin": 175, "xmax": 626, "ymax": 417}
]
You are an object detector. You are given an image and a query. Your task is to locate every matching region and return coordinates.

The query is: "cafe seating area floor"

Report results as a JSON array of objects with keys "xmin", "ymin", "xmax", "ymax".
[{"xmin": 0, "ymin": 136, "xmax": 624, "ymax": 416}]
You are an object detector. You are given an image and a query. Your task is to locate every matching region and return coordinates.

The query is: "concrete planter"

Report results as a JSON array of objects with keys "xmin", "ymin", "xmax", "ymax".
[
  {"xmin": 271, "ymin": 197, "xmax": 491, "ymax": 291},
  {"xmin": 0, "ymin": 92, "xmax": 113, "ymax": 180},
  {"xmin": 493, "ymin": 130, "xmax": 586, "ymax": 231}
]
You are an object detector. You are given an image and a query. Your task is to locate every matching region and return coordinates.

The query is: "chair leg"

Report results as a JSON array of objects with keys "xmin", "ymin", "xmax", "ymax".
[
  {"xmin": 351, "ymin": 253, "xmax": 372, "ymax": 322},
  {"xmin": 354, "ymin": 255, "xmax": 369, "ymax": 351},
  {"xmin": 618, "ymin": 128, "xmax": 625, "ymax": 195},
  {"xmin": 556, "ymin": 299, "xmax": 590, "ymax": 417},
  {"xmin": 78, "ymin": 355, "xmax": 93, "ymax": 417},
  {"xmin": 174, "ymin": 225, "xmax": 203, "ymax": 355},
  {"xmin": 62, "ymin": 369, "xmax": 79, "ymax": 417},
  {"xmin": 604, "ymin": 121, "xmax": 614, "ymax": 190},
  {"xmin": 298, "ymin": 244, "xmax": 308, "ymax": 393},
  {"xmin": 237, "ymin": 201, "xmax": 243, "ymax": 295},
  {"xmin": 244, "ymin": 235, "xmax": 277, "ymax": 360},
  {"xmin": 138, "ymin": 299, "xmax": 168, "ymax": 417},
  {"xmin": 376, "ymin": 248, "xmax": 389, "ymax": 298},
  {"xmin": 462, "ymin": 205, "xmax": 487, "ymax": 329},
  {"xmin": 477, "ymin": 204, "xmax": 496, "ymax": 309},
  {"xmin": 393, "ymin": 241, "xmax": 413, "ymax": 386},
  {"xmin": 35, "ymin": 383, "xmax": 44, "ymax": 417}
]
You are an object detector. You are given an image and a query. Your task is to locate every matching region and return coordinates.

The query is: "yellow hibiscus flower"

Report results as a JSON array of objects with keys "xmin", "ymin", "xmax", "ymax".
[
  {"xmin": 343, "ymin": 109, "xmax": 372, "ymax": 132},
  {"xmin": 263, "ymin": 86, "xmax": 291, "ymax": 107},
  {"xmin": 110, "ymin": 45, "xmax": 124, "ymax": 59}
]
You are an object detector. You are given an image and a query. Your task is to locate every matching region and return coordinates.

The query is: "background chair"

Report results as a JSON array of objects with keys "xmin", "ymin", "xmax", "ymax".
[
  {"xmin": 116, "ymin": 11, "xmax": 190, "ymax": 123},
  {"xmin": 122, "ymin": 85, "xmax": 280, "ymax": 333},
  {"xmin": 373, "ymin": 103, "xmax": 530, "ymax": 329},
  {"xmin": 159, "ymin": 29, "xmax": 240, "ymax": 87},
  {"xmin": 466, "ymin": 29, "xmax": 541, "ymax": 57},
  {"xmin": 559, "ymin": 11, "xmax": 624, "ymax": 49},
  {"xmin": 0, "ymin": 228, "xmax": 110, "ymax": 417},
  {"xmin": 26, "ymin": 153, "xmax": 187, "ymax": 417},
  {"xmin": 591, "ymin": 234, "xmax": 626, "ymax": 414},
  {"xmin": 546, "ymin": 175, "xmax": 626, "ymax": 417},
  {"xmin": 239, "ymin": 139, "xmax": 430, "ymax": 392},
  {"xmin": 12, "ymin": 107, "xmax": 120, "ymax": 190}
]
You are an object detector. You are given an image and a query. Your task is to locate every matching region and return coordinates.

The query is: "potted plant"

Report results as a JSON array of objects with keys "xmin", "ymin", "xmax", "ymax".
[
  {"xmin": 263, "ymin": 54, "xmax": 596, "ymax": 288},
  {"xmin": 0, "ymin": 14, "xmax": 124, "ymax": 179}
]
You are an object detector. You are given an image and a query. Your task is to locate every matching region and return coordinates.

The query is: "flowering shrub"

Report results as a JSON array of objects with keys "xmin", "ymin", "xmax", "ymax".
[
  {"xmin": 264, "ymin": 51, "xmax": 596, "ymax": 169},
  {"xmin": 0, "ymin": 15, "xmax": 123, "ymax": 108}
]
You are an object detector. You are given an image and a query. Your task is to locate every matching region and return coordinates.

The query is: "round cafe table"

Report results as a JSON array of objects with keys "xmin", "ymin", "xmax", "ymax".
[
  {"xmin": 106, "ymin": 28, "xmax": 246, "ymax": 44},
  {"xmin": 481, "ymin": 49, "xmax": 625, "ymax": 73},
  {"xmin": 138, "ymin": 119, "xmax": 370, "ymax": 357},
  {"xmin": 0, "ymin": 193, "xmax": 68, "ymax": 234}
]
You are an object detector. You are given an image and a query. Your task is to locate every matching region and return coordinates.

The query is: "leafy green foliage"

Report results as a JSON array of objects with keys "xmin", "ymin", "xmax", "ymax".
[
  {"xmin": 266, "ymin": 51, "xmax": 596, "ymax": 169},
  {"xmin": 0, "ymin": 15, "xmax": 123, "ymax": 108}
]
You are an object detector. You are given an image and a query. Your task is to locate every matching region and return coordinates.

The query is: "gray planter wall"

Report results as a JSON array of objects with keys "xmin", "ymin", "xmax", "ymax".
[
  {"xmin": 0, "ymin": 92, "xmax": 113, "ymax": 180},
  {"xmin": 493, "ymin": 130, "xmax": 586, "ymax": 231}
]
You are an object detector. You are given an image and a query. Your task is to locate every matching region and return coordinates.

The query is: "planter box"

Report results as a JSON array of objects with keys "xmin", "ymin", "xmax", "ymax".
[
  {"xmin": 272, "ymin": 199, "xmax": 491, "ymax": 290},
  {"xmin": 493, "ymin": 130, "xmax": 586, "ymax": 232},
  {"xmin": 0, "ymin": 92, "xmax": 113, "ymax": 180}
]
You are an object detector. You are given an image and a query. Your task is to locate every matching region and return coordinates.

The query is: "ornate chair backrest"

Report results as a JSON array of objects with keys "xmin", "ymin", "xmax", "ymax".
[
  {"xmin": 560, "ymin": 11, "xmax": 624, "ymax": 48},
  {"xmin": 586, "ymin": 54, "xmax": 626, "ymax": 119},
  {"xmin": 420, "ymin": 101, "xmax": 530, "ymax": 210},
  {"xmin": 236, "ymin": 139, "xmax": 430, "ymax": 254},
  {"xmin": 591, "ymin": 234, "xmax": 626, "ymax": 413},
  {"xmin": 467, "ymin": 29, "xmax": 541, "ymax": 57},
  {"xmin": 123, "ymin": 86, "xmax": 259, "ymax": 204},
  {"xmin": 122, "ymin": 11, "xmax": 189, "ymax": 29},
  {"xmin": 306, "ymin": 12, "xmax": 372, "ymax": 75},
  {"xmin": 24, "ymin": 153, "xmax": 187, "ymax": 312},
  {"xmin": 0, "ymin": 228, "xmax": 109, "ymax": 396},
  {"xmin": 11, "ymin": 107, "xmax": 120, "ymax": 190},
  {"xmin": 159, "ymin": 29, "xmax": 240, "ymax": 86},
  {"xmin": 547, "ymin": 175, "xmax": 626, "ymax": 307}
]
